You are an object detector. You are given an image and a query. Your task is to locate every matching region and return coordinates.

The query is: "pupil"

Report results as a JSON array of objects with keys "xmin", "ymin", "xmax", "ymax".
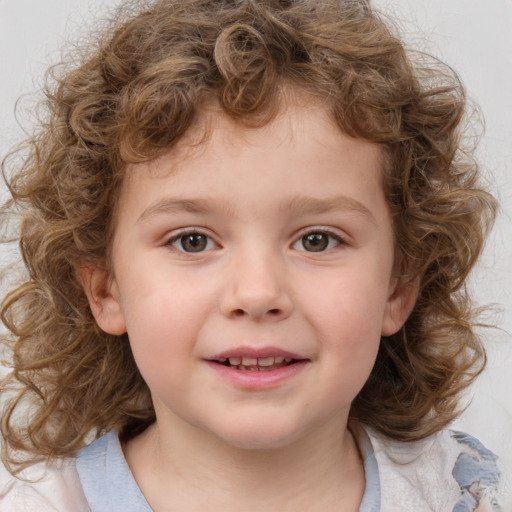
[
  {"xmin": 181, "ymin": 234, "xmax": 207, "ymax": 252},
  {"xmin": 303, "ymin": 233, "xmax": 328, "ymax": 252}
]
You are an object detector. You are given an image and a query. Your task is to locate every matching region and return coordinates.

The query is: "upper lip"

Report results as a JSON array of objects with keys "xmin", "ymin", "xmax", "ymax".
[{"xmin": 208, "ymin": 346, "xmax": 306, "ymax": 361}]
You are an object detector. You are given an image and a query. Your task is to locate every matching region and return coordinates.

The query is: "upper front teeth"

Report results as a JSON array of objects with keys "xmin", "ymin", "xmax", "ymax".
[{"xmin": 224, "ymin": 356, "xmax": 289, "ymax": 366}]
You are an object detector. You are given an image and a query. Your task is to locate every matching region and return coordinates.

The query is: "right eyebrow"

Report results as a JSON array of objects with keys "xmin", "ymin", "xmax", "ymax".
[{"xmin": 137, "ymin": 198, "xmax": 234, "ymax": 223}]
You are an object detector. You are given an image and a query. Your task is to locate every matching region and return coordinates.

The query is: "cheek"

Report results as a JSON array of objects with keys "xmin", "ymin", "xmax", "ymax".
[
  {"xmin": 302, "ymin": 270, "xmax": 388, "ymax": 368},
  {"xmin": 306, "ymin": 267, "xmax": 389, "ymax": 330},
  {"xmin": 118, "ymin": 273, "xmax": 217, "ymax": 380},
  {"xmin": 120, "ymin": 258, "xmax": 217, "ymax": 332}
]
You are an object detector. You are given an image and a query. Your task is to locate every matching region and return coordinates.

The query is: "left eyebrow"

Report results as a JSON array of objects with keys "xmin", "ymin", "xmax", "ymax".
[{"xmin": 280, "ymin": 195, "xmax": 378, "ymax": 226}]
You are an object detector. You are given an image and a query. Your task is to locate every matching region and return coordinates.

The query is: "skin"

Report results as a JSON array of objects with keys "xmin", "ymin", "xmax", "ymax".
[{"xmin": 81, "ymin": 101, "xmax": 418, "ymax": 511}]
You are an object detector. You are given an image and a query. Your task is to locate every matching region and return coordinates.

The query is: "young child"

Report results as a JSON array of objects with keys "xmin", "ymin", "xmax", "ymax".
[{"xmin": 0, "ymin": 0, "xmax": 503, "ymax": 510}]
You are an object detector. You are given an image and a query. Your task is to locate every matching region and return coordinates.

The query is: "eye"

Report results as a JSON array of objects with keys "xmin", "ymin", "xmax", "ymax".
[
  {"xmin": 292, "ymin": 231, "xmax": 343, "ymax": 252},
  {"xmin": 168, "ymin": 232, "xmax": 216, "ymax": 253}
]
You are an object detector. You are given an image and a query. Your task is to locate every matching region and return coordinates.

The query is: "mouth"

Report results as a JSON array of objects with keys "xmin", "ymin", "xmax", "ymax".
[
  {"xmin": 206, "ymin": 348, "xmax": 309, "ymax": 388},
  {"xmin": 213, "ymin": 356, "xmax": 299, "ymax": 371}
]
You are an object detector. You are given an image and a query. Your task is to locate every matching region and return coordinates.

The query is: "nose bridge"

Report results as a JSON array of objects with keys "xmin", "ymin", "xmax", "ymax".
[{"xmin": 222, "ymin": 242, "xmax": 292, "ymax": 320}]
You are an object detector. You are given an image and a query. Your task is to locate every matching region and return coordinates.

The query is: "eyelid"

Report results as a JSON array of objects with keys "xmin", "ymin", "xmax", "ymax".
[{"xmin": 294, "ymin": 226, "xmax": 348, "ymax": 241}]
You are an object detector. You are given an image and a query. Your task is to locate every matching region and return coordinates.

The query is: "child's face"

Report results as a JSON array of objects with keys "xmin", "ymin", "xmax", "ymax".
[{"xmin": 85, "ymin": 102, "xmax": 415, "ymax": 450}]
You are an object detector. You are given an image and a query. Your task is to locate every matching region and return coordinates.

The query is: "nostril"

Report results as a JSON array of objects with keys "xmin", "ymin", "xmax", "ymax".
[{"xmin": 230, "ymin": 307, "xmax": 282, "ymax": 318}]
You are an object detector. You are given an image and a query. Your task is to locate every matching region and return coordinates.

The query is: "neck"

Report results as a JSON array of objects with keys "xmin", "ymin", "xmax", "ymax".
[{"xmin": 124, "ymin": 414, "xmax": 365, "ymax": 512}]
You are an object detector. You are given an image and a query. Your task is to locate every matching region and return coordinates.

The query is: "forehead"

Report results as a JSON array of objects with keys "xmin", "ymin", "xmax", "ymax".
[
  {"xmin": 117, "ymin": 101, "xmax": 387, "ymax": 224},
  {"xmin": 129, "ymin": 99, "xmax": 384, "ymax": 180}
]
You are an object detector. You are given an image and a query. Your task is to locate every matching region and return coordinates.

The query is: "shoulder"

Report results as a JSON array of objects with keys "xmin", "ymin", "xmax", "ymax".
[
  {"xmin": 0, "ymin": 457, "xmax": 89, "ymax": 512},
  {"xmin": 366, "ymin": 427, "xmax": 502, "ymax": 511}
]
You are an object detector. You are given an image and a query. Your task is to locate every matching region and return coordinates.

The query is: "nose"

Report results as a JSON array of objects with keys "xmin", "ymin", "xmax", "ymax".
[{"xmin": 220, "ymin": 250, "xmax": 293, "ymax": 321}]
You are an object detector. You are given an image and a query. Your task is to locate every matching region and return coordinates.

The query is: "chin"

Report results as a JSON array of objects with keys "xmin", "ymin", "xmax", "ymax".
[{"xmin": 211, "ymin": 419, "xmax": 307, "ymax": 452}]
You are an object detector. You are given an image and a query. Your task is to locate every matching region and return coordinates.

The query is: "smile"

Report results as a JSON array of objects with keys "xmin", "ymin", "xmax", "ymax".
[
  {"xmin": 215, "ymin": 356, "xmax": 295, "ymax": 371},
  {"xmin": 206, "ymin": 347, "xmax": 310, "ymax": 389}
]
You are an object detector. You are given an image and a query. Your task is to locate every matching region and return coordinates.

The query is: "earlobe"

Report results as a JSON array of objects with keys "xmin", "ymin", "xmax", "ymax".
[
  {"xmin": 381, "ymin": 276, "xmax": 420, "ymax": 336},
  {"xmin": 76, "ymin": 265, "xmax": 127, "ymax": 336}
]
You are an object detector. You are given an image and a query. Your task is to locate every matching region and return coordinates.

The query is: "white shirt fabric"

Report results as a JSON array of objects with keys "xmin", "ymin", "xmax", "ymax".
[{"xmin": 0, "ymin": 424, "xmax": 503, "ymax": 511}]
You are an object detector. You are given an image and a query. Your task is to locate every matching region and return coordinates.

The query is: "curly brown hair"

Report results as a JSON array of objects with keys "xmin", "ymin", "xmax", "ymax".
[{"xmin": 1, "ymin": 0, "xmax": 496, "ymax": 472}]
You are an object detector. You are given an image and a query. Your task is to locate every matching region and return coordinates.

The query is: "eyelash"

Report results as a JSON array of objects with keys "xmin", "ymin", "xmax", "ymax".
[{"xmin": 164, "ymin": 227, "xmax": 347, "ymax": 254}]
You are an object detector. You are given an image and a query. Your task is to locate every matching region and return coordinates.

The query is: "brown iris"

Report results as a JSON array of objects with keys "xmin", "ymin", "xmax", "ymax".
[
  {"xmin": 301, "ymin": 233, "xmax": 329, "ymax": 252},
  {"xmin": 181, "ymin": 234, "xmax": 208, "ymax": 252}
]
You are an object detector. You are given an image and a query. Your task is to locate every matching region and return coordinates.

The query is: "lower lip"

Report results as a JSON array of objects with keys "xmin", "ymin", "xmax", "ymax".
[{"xmin": 205, "ymin": 360, "xmax": 309, "ymax": 389}]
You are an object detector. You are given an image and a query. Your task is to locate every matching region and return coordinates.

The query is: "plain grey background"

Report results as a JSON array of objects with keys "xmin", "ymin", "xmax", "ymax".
[{"xmin": 1, "ymin": 0, "xmax": 511, "ymax": 503}]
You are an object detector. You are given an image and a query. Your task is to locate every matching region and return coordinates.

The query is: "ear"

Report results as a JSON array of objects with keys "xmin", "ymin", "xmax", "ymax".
[
  {"xmin": 77, "ymin": 265, "xmax": 127, "ymax": 336},
  {"xmin": 381, "ymin": 276, "xmax": 420, "ymax": 336}
]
